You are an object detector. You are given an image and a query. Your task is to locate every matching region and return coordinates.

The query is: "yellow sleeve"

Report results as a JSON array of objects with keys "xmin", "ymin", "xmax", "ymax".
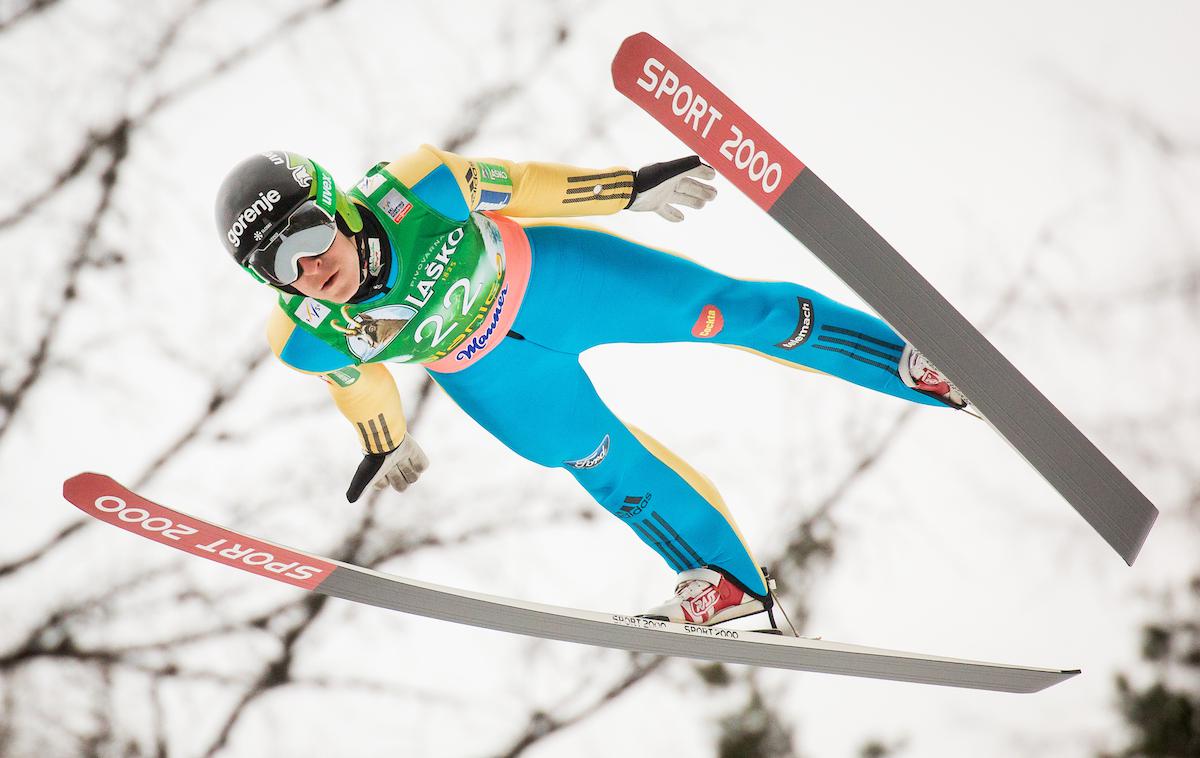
[
  {"xmin": 323, "ymin": 363, "xmax": 408, "ymax": 454},
  {"xmin": 385, "ymin": 144, "xmax": 635, "ymax": 218},
  {"xmin": 266, "ymin": 306, "xmax": 408, "ymax": 454}
]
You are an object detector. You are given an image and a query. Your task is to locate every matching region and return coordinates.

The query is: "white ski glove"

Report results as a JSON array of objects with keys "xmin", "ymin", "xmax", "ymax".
[
  {"xmin": 626, "ymin": 156, "xmax": 717, "ymax": 222},
  {"xmin": 346, "ymin": 434, "xmax": 430, "ymax": 502}
]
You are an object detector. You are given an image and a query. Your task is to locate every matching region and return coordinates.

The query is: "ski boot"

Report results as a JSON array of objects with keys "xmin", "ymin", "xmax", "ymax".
[
  {"xmin": 638, "ymin": 567, "xmax": 769, "ymax": 626},
  {"xmin": 899, "ymin": 343, "xmax": 968, "ymax": 409}
]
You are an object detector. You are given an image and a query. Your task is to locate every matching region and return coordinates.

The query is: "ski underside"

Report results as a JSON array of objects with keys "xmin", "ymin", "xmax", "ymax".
[
  {"xmin": 611, "ymin": 33, "xmax": 1157, "ymax": 565},
  {"xmin": 63, "ymin": 473, "xmax": 1076, "ymax": 693}
]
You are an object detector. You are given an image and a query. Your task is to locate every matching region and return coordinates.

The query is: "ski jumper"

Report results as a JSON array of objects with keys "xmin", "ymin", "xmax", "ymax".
[{"xmin": 266, "ymin": 145, "xmax": 950, "ymax": 598}]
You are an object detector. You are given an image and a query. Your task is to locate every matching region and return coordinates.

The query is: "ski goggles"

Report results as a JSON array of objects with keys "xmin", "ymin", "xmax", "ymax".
[{"xmin": 244, "ymin": 199, "xmax": 337, "ymax": 286}]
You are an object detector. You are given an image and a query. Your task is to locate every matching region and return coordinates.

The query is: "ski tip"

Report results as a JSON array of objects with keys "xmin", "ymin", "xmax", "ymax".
[
  {"xmin": 612, "ymin": 32, "xmax": 659, "ymax": 82},
  {"xmin": 65, "ymin": 471, "xmax": 104, "ymax": 480},
  {"xmin": 1015, "ymin": 668, "xmax": 1081, "ymax": 694},
  {"xmin": 616, "ymin": 31, "xmax": 657, "ymax": 50},
  {"xmin": 1013, "ymin": 667, "xmax": 1081, "ymax": 694},
  {"xmin": 1119, "ymin": 508, "xmax": 1158, "ymax": 566},
  {"xmin": 62, "ymin": 472, "xmax": 123, "ymax": 510},
  {"xmin": 63, "ymin": 471, "xmax": 106, "ymax": 493}
]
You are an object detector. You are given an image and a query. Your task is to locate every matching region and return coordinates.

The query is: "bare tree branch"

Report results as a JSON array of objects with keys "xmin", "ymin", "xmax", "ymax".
[
  {"xmin": 0, "ymin": 0, "xmax": 61, "ymax": 34},
  {"xmin": 495, "ymin": 654, "xmax": 668, "ymax": 758},
  {"xmin": 131, "ymin": 346, "xmax": 271, "ymax": 490},
  {"xmin": 0, "ymin": 120, "xmax": 130, "ymax": 442},
  {"xmin": 0, "ymin": 521, "xmax": 85, "ymax": 578}
]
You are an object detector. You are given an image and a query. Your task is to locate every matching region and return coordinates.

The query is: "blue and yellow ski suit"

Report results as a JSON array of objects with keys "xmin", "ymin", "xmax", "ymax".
[{"xmin": 267, "ymin": 146, "xmax": 949, "ymax": 598}]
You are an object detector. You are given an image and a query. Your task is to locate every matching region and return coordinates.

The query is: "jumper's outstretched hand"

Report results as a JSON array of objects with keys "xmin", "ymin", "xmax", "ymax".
[
  {"xmin": 346, "ymin": 434, "xmax": 430, "ymax": 502},
  {"xmin": 627, "ymin": 156, "xmax": 717, "ymax": 222}
]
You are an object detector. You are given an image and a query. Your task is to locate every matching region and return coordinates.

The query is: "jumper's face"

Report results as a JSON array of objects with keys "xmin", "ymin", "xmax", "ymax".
[{"xmin": 291, "ymin": 231, "xmax": 360, "ymax": 303}]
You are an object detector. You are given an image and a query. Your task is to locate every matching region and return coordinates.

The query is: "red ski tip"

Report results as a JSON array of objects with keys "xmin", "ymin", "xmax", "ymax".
[
  {"xmin": 62, "ymin": 472, "xmax": 333, "ymax": 591},
  {"xmin": 611, "ymin": 31, "xmax": 805, "ymax": 212}
]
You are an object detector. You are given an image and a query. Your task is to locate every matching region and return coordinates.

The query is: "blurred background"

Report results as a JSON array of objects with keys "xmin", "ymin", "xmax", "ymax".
[{"xmin": 1, "ymin": 1, "xmax": 1197, "ymax": 756}]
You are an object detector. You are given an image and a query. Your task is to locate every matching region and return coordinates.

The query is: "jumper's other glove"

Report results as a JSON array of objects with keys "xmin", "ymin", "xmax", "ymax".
[
  {"xmin": 346, "ymin": 434, "xmax": 430, "ymax": 502},
  {"xmin": 627, "ymin": 156, "xmax": 717, "ymax": 222}
]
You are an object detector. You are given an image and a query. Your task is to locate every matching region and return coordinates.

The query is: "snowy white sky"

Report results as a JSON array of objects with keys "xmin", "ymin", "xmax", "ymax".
[{"xmin": 2, "ymin": 1, "xmax": 1198, "ymax": 756}]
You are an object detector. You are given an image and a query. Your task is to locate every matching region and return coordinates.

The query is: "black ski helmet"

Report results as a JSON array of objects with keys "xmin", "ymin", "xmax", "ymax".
[{"xmin": 214, "ymin": 150, "xmax": 363, "ymax": 287}]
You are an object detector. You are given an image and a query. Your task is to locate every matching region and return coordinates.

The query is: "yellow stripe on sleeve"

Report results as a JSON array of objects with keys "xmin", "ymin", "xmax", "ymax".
[{"xmin": 424, "ymin": 145, "xmax": 634, "ymax": 218}]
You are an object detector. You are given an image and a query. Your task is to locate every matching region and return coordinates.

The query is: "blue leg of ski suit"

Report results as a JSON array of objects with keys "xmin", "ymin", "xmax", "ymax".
[{"xmin": 428, "ymin": 225, "xmax": 948, "ymax": 597}]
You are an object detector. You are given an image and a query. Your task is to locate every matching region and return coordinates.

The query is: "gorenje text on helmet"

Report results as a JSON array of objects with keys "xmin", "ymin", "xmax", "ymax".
[{"xmin": 226, "ymin": 189, "xmax": 283, "ymax": 247}]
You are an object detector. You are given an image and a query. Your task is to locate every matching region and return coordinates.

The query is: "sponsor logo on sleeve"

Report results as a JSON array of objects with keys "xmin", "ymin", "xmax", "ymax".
[
  {"xmin": 463, "ymin": 165, "xmax": 480, "ymax": 207},
  {"xmin": 475, "ymin": 161, "xmax": 512, "ymax": 210},
  {"xmin": 478, "ymin": 162, "xmax": 512, "ymax": 186},
  {"xmin": 691, "ymin": 304, "xmax": 724, "ymax": 338},
  {"xmin": 776, "ymin": 297, "xmax": 814, "ymax": 349},
  {"xmin": 323, "ymin": 367, "xmax": 362, "ymax": 387},
  {"xmin": 564, "ymin": 434, "xmax": 611, "ymax": 470},
  {"xmin": 477, "ymin": 190, "xmax": 511, "ymax": 211}
]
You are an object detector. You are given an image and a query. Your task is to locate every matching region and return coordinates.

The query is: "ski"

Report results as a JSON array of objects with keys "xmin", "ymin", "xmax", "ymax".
[
  {"xmin": 63, "ymin": 472, "xmax": 1077, "ymax": 693},
  {"xmin": 611, "ymin": 33, "xmax": 1157, "ymax": 564}
]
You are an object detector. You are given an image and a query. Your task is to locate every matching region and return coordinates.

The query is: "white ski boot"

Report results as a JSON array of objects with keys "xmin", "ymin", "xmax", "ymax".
[
  {"xmin": 638, "ymin": 567, "xmax": 766, "ymax": 625},
  {"xmin": 900, "ymin": 343, "xmax": 968, "ymax": 409}
]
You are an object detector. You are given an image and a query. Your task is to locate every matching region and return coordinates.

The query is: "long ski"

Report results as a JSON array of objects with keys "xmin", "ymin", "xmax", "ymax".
[
  {"xmin": 63, "ymin": 473, "xmax": 1077, "ymax": 693},
  {"xmin": 611, "ymin": 33, "xmax": 1157, "ymax": 564}
]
